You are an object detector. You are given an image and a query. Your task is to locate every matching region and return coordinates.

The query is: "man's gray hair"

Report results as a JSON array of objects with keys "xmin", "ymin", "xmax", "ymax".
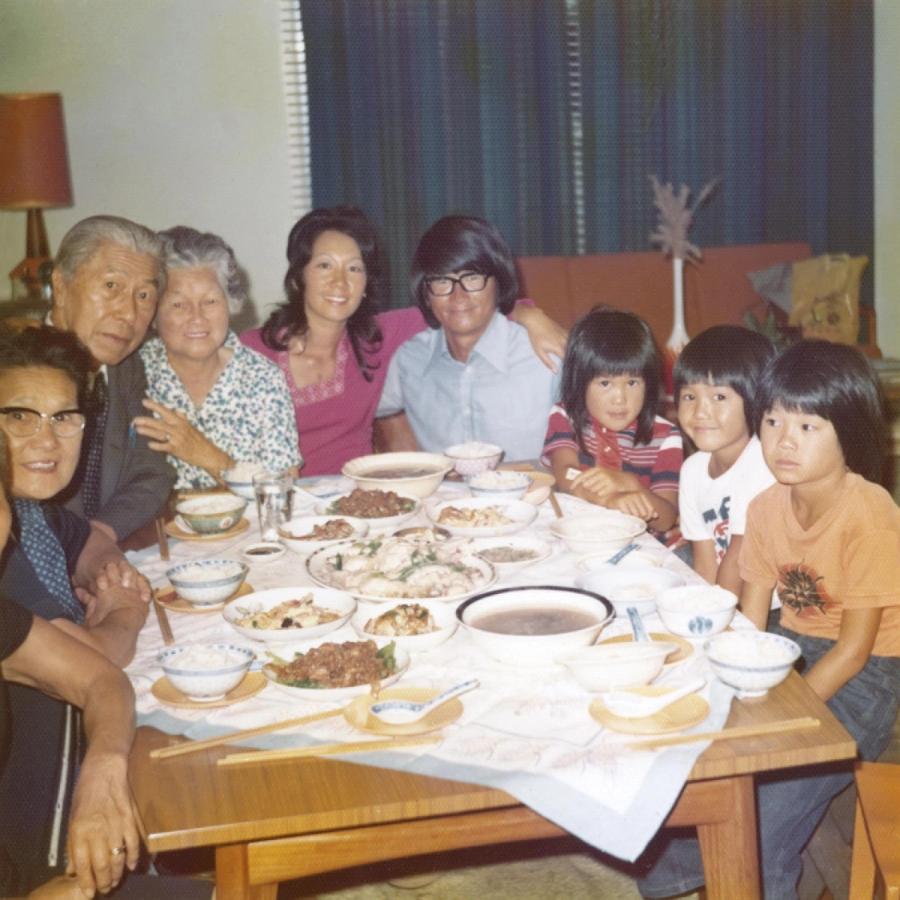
[
  {"xmin": 55, "ymin": 215, "xmax": 166, "ymax": 292},
  {"xmin": 159, "ymin": 226, "xmax": 247, "ymax": 315}
]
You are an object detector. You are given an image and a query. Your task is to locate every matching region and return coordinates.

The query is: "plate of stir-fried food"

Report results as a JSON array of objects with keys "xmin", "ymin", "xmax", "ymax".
[
  {"xmin": 306, "ymin": 535, "xmax": 496, "ymax": 604},
  {"xmin": 278, "ymin": 515, "xmax": 370, "ymax": 555},
  {"xmin": 223, "ymin": 586, "xmax": 357, "ymax": 643},
  {"xmin": 262, "ymin": 638, "xmax": 409, "ymax": 700},
  {"xmin": 426, "ymin": 497, "xmax": 538, "ymax": 537},
  {"xmin": 350, "ymin": 600, "xmax": 459, "ymax": 652},
  {"xmin": 315, "ymin": 488, "xmax": 421, "ymax": 530}
]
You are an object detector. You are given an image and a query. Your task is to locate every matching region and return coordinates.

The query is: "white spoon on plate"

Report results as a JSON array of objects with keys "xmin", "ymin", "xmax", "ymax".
[
  {"xmin": 601, "ymin": 676, "xmax": 706, "ymax": 719},
  {"xmin": 369, "ymin": 679, "xmax": 479, "ymax": 725}
]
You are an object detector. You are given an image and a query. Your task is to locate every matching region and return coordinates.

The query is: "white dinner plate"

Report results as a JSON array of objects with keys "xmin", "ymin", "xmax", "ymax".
[
  {"xmin": 262, "ymin": 641, "xmax": 410, "ymax": 701},
  {"xmin": 426, "ymin": 497, "xmax": 537, "ymax": 537},
  {"xmin": 464, "ymin": 534, "xmax": 553, "ymax": 571},
  {"xmin": 305, "ymin": 540, "xmax": 497, "ymax": 604},
  {"xmin": 350, "ymin": 599, "xmax": 460, "ymax": 652},
  {"xmin": 223, "ymin": 586, "xmax": 357, "ymax": 644},
  {"xmin": 279, "ymin": 514, "xmax": 370, "ymax": 555},
  {"xmin": 315, "ymin": 490, "xmax": 420, "ymax": 531}
]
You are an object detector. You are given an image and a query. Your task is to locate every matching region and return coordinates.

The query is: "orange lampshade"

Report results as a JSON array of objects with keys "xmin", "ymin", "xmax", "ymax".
[{"xmin": 0, "ymin": 93, "xmax": 73, "ymax": 209}]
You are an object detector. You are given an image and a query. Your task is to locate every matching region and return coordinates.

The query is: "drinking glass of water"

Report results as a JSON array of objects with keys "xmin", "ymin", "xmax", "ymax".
[{"xmin": 252, "ymin": 470, "xmax": 293, "ymax": 542}]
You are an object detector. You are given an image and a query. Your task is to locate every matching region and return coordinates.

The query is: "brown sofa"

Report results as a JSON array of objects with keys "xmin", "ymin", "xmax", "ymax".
[{"xmin": 516, "ymin": 242, "xmax": 814, "ymax": 346}]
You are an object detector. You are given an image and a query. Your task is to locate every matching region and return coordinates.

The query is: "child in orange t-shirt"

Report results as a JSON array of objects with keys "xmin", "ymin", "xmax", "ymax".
[{"xmin": 638, "ymin": 340, "xmax": 899, "ymax": 900}]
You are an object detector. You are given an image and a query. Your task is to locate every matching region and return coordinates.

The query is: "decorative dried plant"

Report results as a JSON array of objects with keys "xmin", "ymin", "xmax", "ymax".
[{"xmin": 648, "ymin": 175, "xmax": 719, "ymax": 262}]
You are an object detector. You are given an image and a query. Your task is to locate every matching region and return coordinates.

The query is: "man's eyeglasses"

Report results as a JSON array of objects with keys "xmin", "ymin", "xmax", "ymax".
[
  {"xmin": 425, "ymin": 272, "xmax": 490, "ymax": 297},
  {"xmin": 0, "ymin": 407, "xmax": 87, "ymax": 439}
]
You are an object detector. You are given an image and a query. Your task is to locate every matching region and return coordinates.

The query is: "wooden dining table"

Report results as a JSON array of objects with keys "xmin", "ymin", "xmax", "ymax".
[{"xmin": 130, "ymin": 669, "xmax": 854, "ymax": 900}]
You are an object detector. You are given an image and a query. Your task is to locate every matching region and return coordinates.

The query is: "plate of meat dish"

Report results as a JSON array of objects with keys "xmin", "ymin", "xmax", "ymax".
[
  {"xmin": 223, "ymin": 586, "xmax": 357, "ymax": 643},
  {"xmin": 306, "ymin": 534, "xmax": 496, "ymax": 604},
  {"xmin": 350, "ymin": 599, "xmax": 459, "ymax": 652},
  {"xmin": 278, "ymin": 515, "xmax": 370, "ymax": 555},
  {"xmin": 315, "ymin": 488, "xmax": 420, "ymax": 531},
  {"xmin": 426, "ymin": 497, "xmax": 537, "ymax": 538},
  {"xmin": 464, "ymin": 534, "xmax": 553, "ymax": 571},
  {"xmin": 262, "ymin": 638, "xmax": 410, "ymax": 700}
]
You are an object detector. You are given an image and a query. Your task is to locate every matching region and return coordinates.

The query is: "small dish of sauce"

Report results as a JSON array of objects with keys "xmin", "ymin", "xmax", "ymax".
[{"xmin": 242, "ymin": 542, "xmax": 286, "ymax": 563}]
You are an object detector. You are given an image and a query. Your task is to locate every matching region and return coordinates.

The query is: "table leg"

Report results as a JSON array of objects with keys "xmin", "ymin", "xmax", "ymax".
[
  {"xmin": 695, "ymin": 774, "xmax": 760, "ymax": 900},
  {"xmin": 215, "ymin": 843, "xmax": 278, "ymax": 900}
]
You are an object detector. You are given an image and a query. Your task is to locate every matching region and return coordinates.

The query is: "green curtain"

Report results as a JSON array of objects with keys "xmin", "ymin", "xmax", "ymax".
[{"xmin": 300, "ymin": 0, "xmax": 872, "ymax": 307}]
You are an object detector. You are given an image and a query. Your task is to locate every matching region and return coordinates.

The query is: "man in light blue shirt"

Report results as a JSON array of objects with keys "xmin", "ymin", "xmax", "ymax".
[{"xmin": 376, "ymin": 216, "xmax": 560, "ymax": 461}]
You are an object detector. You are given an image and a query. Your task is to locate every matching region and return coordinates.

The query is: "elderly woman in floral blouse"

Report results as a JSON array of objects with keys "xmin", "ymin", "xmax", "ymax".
[{"xmin": 133, "ymin": 227, "xmax": 300, "ymax": 488}]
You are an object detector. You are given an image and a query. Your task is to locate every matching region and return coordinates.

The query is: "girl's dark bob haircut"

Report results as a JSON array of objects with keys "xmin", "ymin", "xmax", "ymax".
[
  {"xmin": 411, "ymin": 215, "xmax": 518, "ymax": 328},
  {"xmin": 260, "ymin": 206, "xmax": 384, "ymax": 380},
  {"xmin": 757, "ymin": 339, "xmax": 888, "ymax": 484},
  {"xmin": 561, "ymin": 305, "xmax": 661, "ymax": 446},
  {"xmin": 674, "ymin": 325, "xmax": 776, "ymax": 433}
]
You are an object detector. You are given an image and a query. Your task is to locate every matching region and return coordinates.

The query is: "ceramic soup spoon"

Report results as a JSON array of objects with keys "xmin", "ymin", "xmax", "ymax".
[
  {"xmin": 369, "ymin": 679, "xmax": 479, "ymax": 725},
  {"xmin": 602, "ymin": 677, "xmax": 707, "ymax": 719}
]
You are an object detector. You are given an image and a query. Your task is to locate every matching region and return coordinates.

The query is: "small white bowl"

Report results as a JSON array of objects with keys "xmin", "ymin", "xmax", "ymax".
[
  {"xmin": 279, "ymin": 515, "xmax": 369, "ymax": 555},
  {"xmin": 222, "ymin": 463, "xmax": 266, "ymax": 500},
  {"xmin": 560, "ymin": 641, "xmax": 675, "ymax": 692},
  {"xmin": 576, "ymin": 546, "xmax": 667, "ymax": 571},
  {"xmin": 241, "ymin": 542, "xmax": 286, "ymax": 564},
  {"xmin": 705, "ymin": 631, "xmax": 801, "ymax": 697},
  {"xmin": 158, "ymin": 643, "xmax": 254, "ymax": 700},
  {"xmin": 175, "ymin": 493, "xmax": 248, "ymax": 534},
  {"xmin": 467, "ymin": 469, "xmax": 532, "ymax": 500},
  {"xmin": 457, "ymin": 585, "xmax": 614, "ymax": 666},
  {"xmin": 549, "ymin": 511, "xmax": 646, "ymax": 556},
  {"xmin": 444, "ymin": 442, "xmax": 504, "ymax": 477},
  {"xmin": 166, "ymin": 559, "xmax": 249, "ymax": 606},
  {"xmin": 575, "ymin": 565, "xmax": 685, "ymax": 617},
  {"xmin": 656, "ymin": 585, "xmax": 738, "ymax": 638},
  {"xmin": 223, "ymin": 586, "xmax": 357, "ymax": 644},
  {"xmin": 342, "ymin": 452, "xmax": 453, "ymax": 499},
  {"xmin": 350, "ymin": 600, "xmax": 459, "ymax": 653}
]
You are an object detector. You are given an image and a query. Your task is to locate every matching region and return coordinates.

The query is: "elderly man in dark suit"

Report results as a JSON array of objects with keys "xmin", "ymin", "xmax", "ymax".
[{"xmin": 49, "ymin": 215, "xmax": 174, "ymax": 542}]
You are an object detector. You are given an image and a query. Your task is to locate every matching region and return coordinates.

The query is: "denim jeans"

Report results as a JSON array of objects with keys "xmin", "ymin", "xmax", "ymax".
[{"xmin": 636, "ymin": 613, "xmax": 900, "ymax": 900}]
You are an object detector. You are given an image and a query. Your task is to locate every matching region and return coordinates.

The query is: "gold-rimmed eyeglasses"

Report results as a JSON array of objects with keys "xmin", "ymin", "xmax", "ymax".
[{"xmin": 0, "ymin": 407, "xmax": 86, "ymax": 438}]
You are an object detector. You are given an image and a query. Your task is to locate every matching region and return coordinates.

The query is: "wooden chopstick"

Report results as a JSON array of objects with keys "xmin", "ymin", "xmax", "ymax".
[
  {"xmin": 548, "ymin": 491, "xmax": 564, "ymax": 519},
  {"xmin": 152, "ymin": 707, "xmax": 345, "ymax": 759},
  {"xmin": 626, "ymin": 716, "xmax": 821, "ymax": 751},
  {"xmin": 153, "ymin": 599, "xmax": 176, "ymax": 646},
  {"xmin": 217, "ymin": 734, "xmax": 441, "ymax": 767},
  {"xmin": 154, "ymin": 516, "xmax": 170, "ymax": 561}
]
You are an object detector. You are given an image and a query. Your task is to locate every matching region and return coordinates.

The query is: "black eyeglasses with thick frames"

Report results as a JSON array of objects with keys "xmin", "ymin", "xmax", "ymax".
[
  {"xmin": 0, "ymin": 407, "xmax": 87, "ymax": 439},
  {"xmin": 424, "ymin": 272, "xmax": 490, "ymax": 297}
]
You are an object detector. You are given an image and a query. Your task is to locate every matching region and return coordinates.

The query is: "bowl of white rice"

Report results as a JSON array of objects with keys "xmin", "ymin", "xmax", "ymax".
[
  {"xmin": 166, "ymin": 559, "xmax": 249, "ymax": 606},
  {"xmin": 222, "ymin": 462, "xmax": 266, "ymax": 500},
  {"xmin": 444, "ymin": 442, "xmax": 503, "ymax": 477},
  {"xmin": 467, "ymin": 469, "xmax": 532, "ymax": 500},
  {"xmin": 656, "ymin": 585, "xmax": 738, "ymax": 637},
  {"xmin": 158, "ymin": 643, "xmax": 254, "ymax": 699},
  {"xmin": 705, "ymin": 631, "xmax": 801, "ymax": 696}
]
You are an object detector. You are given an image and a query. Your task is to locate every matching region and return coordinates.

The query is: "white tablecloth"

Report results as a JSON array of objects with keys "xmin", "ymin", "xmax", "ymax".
[{"xmin": 126, "ymin": 484, "xmax": 745, "ymax": 862}]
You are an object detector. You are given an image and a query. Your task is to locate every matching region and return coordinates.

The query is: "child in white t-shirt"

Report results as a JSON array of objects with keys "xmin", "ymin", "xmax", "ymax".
[{"xmin": 674, "ymin": 326, "xmax": 775, "ymax": 595}]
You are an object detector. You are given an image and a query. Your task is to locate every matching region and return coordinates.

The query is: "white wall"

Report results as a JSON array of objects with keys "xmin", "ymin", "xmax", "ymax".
[
  {"xmin": 0, "ymin": 0, "xmax": 295, "ymax": 329},
  {"xmin": 875, "ymin": 0, "xmax": 900, "ymax": 358}
]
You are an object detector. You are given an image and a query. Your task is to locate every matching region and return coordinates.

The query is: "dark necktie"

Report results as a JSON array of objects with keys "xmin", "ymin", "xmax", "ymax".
[
  {"xmin": 82, "ymin": 372, "xmax": 108, "ymax": 520},
  {"xmin": 13, "ymin": 499, "xmax": 84, "ymax": 624}
]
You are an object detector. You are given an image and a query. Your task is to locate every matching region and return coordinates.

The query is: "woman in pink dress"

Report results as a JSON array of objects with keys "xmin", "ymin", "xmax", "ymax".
[{"xmin": 241, "ymin": 206, "xmax": 564, "ymax": 476}]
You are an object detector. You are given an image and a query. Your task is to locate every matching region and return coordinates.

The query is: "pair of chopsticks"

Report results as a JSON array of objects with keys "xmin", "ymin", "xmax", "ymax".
[
  {"xmin": 153, "ymin": 599, "xmax": 175, "ymax": 646},
  {"xmin": 154, "ymin": 515, "xmax": 170, "ymax": 561},
  {"xmin": 217, "ymin": 734, "xmax": 441, "ymax": 767},
  {"xmin": 626, "ymin": 716, "xmax": 820, "ymax": 750},
  {"xmin": 152, "ymin": 707, "xmax": 345, "ymax": 759}
]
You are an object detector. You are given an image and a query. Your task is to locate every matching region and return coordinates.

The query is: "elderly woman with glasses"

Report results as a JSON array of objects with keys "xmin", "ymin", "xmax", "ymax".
[
  {"xmin": 240, "ymin": 206, "xmax": 565, "ymax": 476},
  {"xmin": 0, "ymin": 325, "xmax": 153, "ymax": 890},
  {"xmin": 133, "ymin": 227, "xmax": 301, "ymax": 489},
  {"xmin": 375, "ymin": 215, "xmax": 562, "ymax": 460}
]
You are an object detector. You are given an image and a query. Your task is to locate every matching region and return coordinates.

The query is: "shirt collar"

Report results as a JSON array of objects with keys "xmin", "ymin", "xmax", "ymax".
[{"xmin": 423, "ymin": 311, "xmax": 510, "ymax": 374}]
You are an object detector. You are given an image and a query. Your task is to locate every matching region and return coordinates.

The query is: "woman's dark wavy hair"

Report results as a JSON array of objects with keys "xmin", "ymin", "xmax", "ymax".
[
  {"xmin": 260, "ymin": 206, "xmax": 384, "ymax": 381},
  {"xmin": 561, "ymin": 306, "xmax": 661, "ymax": 447},
  {"xmin": 674, "ymin": 325, "xmax": 776, "ymax": 434},
  {"xmin": 0, "ymin": 325, "xmax": 94, "ymax": 413},
  {"xmin": 756, "ymin": 340, "xmax": 887, "ymax": 483},
  {"xmin": 411, "ymin": 216, "xmax": 518, "ymax": 328}
]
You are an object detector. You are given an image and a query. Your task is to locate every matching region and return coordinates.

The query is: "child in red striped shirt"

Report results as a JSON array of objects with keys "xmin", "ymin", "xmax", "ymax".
[{"xmin": 542, "ymin": 307, "xmax": 683, "ymax": 538}]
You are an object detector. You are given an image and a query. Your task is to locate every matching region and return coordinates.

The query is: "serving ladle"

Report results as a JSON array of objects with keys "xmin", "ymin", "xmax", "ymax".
[
  {"xmin": 369, "ymin": 679, "xmax": 479, "ymax": 725},
  {"xmin": 602, "ymin": 676, "xmax": 706, "ymax": 719}
]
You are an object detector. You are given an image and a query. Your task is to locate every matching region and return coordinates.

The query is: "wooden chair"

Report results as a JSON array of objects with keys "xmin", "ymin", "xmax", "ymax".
[{"xmin": 849, "ymin": 761, "xmax": 900, "ymax": 899}]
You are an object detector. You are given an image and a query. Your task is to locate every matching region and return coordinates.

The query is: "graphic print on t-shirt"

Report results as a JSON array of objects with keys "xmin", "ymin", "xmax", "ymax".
[
  {"xmin": 777, "ymin": 562, "xmax": 834, "ymax": 617},
  {"xmin": 701, "ymin": 495, "xmax": 731, "ymax": 561}
]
